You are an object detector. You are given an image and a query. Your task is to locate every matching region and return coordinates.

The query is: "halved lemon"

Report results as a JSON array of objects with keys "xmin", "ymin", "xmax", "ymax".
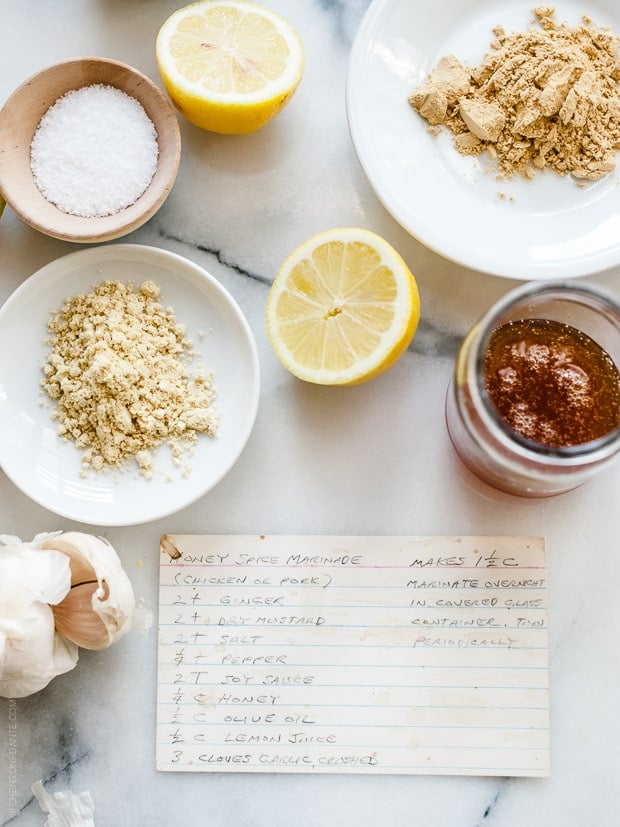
[
  {"xmin": 266, "ymin": 228, "xmax": 421, "ymax": 385},
  {"xmin": 156, "ymin": 0, "xmax": 305, "ymax": 134}
]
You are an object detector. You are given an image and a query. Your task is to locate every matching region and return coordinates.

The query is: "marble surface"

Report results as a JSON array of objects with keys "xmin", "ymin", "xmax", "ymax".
[{"xmin": 0, "ymin": 1, "xmax": 619, "ymax": 825}]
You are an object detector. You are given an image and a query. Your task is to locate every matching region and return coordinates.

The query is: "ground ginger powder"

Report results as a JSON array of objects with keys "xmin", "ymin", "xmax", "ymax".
[
  {"xmin": 41, "ymin": 279, "xmax": 218, "ymax": 478},
  {"xmin": 408, "ymin": 7, "xmax": 620, "ymax": 180}
]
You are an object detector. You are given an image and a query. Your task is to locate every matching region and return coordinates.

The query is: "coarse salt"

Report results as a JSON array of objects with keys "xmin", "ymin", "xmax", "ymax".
[{"xmin": 30, "ymin": 84, "xmax": 159, "ymax": 218}]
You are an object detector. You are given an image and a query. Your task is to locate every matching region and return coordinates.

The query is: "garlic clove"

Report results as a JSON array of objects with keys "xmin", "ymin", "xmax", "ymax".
[
  {"xmin": 0, "ymin": 539, "xmax": 71, "ymax": 606},
  {"xmin": 0, "ymin": 597, "xmax": 78, "ymax": 699},
  {"xmin": 43, "ymin": 532, "xmax": 135, "ymax": 650},
  {"xmin": 0, "ymin": 531, "xmax": 136, "ymax": 696},
  {"xmin": 0, "ymin": 542, "xmax": 78, "ymax": 698},
  {"xmin": 41, "ymin": 537, "xmax": 96, "ymax": 587},
  {"xmin": 53, "ymin": 582, "xmax": 114, "ymax": 650}
]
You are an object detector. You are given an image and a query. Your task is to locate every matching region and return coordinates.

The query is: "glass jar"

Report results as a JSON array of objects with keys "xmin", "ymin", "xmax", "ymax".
[{"xmin": 445, "ymin": 281, "xmax": 620, "ymax": 497}]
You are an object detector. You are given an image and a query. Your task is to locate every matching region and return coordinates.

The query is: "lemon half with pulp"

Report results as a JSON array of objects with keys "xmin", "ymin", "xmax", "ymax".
[
  {"xmin": 266, "ymin": 228, "xmax": 421, "ymax": 385},
  {"xmin": 156, "ymin": 0, "xmax": 305, "ymax": 134}
]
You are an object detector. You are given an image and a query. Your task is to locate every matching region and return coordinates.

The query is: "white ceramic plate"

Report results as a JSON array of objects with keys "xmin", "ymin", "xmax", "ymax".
[
  {"xmin": 0, "ymin": 244, "xmax": 260, "ymax": 526},
  {"xmin": 346, "ymin": 0, "xmax": 620, "ymax": 279}
]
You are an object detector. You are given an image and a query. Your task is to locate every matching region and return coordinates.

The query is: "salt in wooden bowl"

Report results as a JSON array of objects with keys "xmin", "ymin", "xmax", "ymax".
[{"xmin": 0, "ymin": 57, "xmax": 181, "ymax": 243}]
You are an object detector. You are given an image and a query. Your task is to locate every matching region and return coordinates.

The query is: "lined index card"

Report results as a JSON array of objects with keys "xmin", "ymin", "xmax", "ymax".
[{"xmin": 157, "ymin": 536, "xmax": 549, "ymax": 776}]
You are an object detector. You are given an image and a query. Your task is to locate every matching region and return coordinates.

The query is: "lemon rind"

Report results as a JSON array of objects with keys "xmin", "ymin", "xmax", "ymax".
[
  {"xmin": 266, "ymin": 228, "xmax": 420, "ymax": 386},
  {"xmin": 156, "ymin": 0, "xmax": 305, "ymax": 105}
]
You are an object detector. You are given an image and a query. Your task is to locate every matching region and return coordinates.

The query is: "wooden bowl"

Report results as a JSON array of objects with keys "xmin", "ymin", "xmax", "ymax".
[{"xmin": 0, "ymin": 57, "xmax": 181, "ymax": 242}]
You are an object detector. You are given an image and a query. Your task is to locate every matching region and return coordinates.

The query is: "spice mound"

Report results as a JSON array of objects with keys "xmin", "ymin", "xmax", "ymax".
[
  {"xmin": 408, "ymin": 7, "xmax": 620, "ymax": 180},
  {"xmin": 41, "ymin": 279, "xmax": 218, "ymax": 478},
  {"xmin": 30, "ymin": 84, "xmax": 159, "ymax": 217}
]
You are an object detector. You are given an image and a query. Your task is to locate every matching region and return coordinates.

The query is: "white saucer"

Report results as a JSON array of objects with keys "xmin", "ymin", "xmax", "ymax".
[
  {"xmin": 346, "ymin": 0, "xmax": 620, "ymax": 279},
  {"xmin": 0, "ymin": 244, "xmax": 260, "ymax": 526}
]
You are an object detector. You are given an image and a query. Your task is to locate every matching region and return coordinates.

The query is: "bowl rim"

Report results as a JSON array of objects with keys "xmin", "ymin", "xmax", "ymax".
[
  {"xmin": 0, "ymin": 242, "xmax": 261, "ymax": 526},
  {"xmin": 0, "ymin": 56, "xmax": 181, "ymax": 243}
]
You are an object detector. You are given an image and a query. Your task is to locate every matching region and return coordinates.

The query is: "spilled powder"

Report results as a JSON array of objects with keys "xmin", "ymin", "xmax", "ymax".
[{"xmin": 408, "ymin": 7, "xmax": 620, "ymax": 180}]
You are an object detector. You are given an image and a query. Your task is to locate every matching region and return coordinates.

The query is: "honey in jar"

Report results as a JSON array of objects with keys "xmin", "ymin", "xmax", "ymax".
[
  {"xmin": 445, "ymin": 283, "xmax": 620, "ymax": 497},
  {"xmin": 483, "ymin": 318, "xmax": 620, "ymax": 448}
]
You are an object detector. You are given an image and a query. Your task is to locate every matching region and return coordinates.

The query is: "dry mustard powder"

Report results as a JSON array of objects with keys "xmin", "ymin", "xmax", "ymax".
[
  {"xmin": 41, "ymin": 279, "xmax": 218, "ymax": 478},
  {"xmin": 409, "ymin": 7, "xmax": 620, "ymax": 180}
]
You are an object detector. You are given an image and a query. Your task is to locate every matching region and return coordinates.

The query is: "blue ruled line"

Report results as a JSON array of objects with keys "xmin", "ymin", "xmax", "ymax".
[
  {"xmin": 163, "ymin": 564, "xmax": 546, "ymax": 569},
  {"xmin": 158, "ymin": 682, "xmax": 547, "ymax": 690},
  {"xmin": 157, "ymin": 701, "xmax": 548, "ymax": 710},
  {"xmin": 160, "ymin": 664, "xmax": 546, "ymax": 671},
  {"xmin": 160, "ymin": 584, "xmax": 547, "ymax": 590},
  {"xmin": 159, "ymin": 623, "xmax": 547, "ymax": 630},
  {"xmin": 160, "ymin": 603, "xmax": 547, "ymax": 610},
  {"xmin": 156, "ymin": 741, "xmax": 548, "ymax": 751},
  {"xmin": 156, "ymin": 721, "xmax": 549, "ymax": 730},
  {"xmin": 156, "ymin": 761, "xmax": 549, "ymax": 772}
]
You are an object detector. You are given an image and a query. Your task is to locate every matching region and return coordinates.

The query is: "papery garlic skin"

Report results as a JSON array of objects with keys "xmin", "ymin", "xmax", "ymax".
[
  {"xmin": 0, "ymin": 544, "xmax": 78, "ymax": 698},
  {"xmin": 0, "ymin": 533, "xmax": 67, "ymax": 603},
  {"xmin": 32, "ymin": 779, "xmax": 96, "ymax": 826},
  {"xmin": 44, "ymin": 533, "xmax": 135, "ymax": 650}
]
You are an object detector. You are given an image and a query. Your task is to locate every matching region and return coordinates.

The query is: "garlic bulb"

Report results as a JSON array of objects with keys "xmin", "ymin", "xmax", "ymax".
[
  {"xmin": 0, "ymin": 531, "xmax": 136, "ymax": 697},
  {"xmin": 44, "ymin": 532, "xmax": 135, "ymax": 650},
  {"xmin": 0, "ymin": 538, "xmax": 78, "ymax": 698}
]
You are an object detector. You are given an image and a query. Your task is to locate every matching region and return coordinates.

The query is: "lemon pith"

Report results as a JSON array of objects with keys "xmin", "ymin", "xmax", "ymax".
[
  {"xmin": 266, "ymin": 229, "xmax": 421, "ymax": 386},
  {"xmin": 156, "ymin": 0, "xmax": 305, "ymax": 134}
]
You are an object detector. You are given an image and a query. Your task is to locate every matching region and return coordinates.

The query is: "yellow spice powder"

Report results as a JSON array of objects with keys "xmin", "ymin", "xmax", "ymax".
[
  {"xmin": 41, "ymin": 279, "xmax": 218, "ymax": 478},
  {"xmin": 409, "ymin": 7, "xmax": 620, "ymax": 180}
]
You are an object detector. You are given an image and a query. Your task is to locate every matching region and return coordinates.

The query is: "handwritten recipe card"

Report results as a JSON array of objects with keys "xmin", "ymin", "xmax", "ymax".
[{"xmin": 157, "ymin": 536, "xmax": 549, "ymax": 776}]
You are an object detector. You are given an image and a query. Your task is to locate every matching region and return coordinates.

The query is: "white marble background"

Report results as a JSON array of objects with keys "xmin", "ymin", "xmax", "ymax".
[{"xmin": 0, "ymin": 1, "xmax": 619, "ymax": 825}]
